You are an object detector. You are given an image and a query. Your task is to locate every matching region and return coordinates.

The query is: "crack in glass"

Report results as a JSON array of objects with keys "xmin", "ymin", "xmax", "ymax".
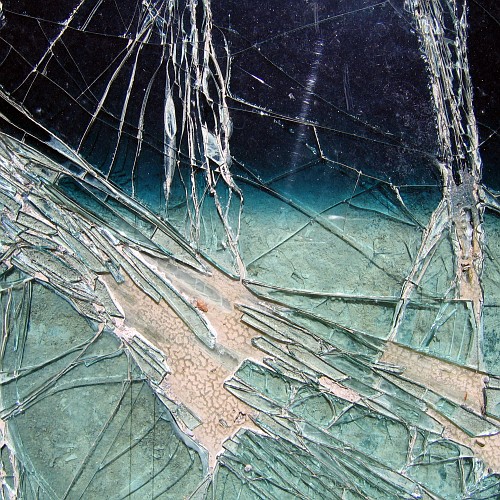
[{"xmin": 0, "ymin": 0, "xmax": 498, "ymax": 498}]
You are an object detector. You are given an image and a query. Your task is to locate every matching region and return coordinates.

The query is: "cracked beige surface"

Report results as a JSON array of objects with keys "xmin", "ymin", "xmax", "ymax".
[
  {"xmin": 382, "ymin": 342, "xmax": 500, "ymax": 471},
  {"xmin": 104, "ymin": 260, "xmax": 266, "ymax": 469},
  {"xmin": 105, "ymin": 252, "xmax": 500, "ymax": 475}
]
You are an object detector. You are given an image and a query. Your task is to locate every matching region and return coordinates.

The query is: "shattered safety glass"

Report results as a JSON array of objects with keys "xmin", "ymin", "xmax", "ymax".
[{"xmin": 0, "ymin": 0, "xmax": 499, "ymax": 498}]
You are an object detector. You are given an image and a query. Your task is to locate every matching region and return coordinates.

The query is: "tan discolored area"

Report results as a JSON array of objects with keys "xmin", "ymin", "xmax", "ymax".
[
  {"xmin": 382, "ymin": 342, "xmax": 485, "ymax": 413},
  {"xmin": 319, "ymin": 376, "xmax": 361, "ymax": 403},
  {"xmin": 103, "ymin": 251, "xmax": 500, "ymax": 474},
  {"xmin": 103, "ymin": 259, "xmax": 265, "ymax": 469},
  {"xmin": 440, "ymin": 412, "xmax": 500, "ymax": 473},
  {"xmin": 382, "ymin": 342, "xmax": 500, "ymax": 471}
]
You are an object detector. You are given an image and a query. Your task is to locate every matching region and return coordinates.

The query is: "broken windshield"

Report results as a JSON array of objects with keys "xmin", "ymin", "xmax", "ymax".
[{"xmin": 0, "ymin": 0, "xmax": 499, "ymax": 498}]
